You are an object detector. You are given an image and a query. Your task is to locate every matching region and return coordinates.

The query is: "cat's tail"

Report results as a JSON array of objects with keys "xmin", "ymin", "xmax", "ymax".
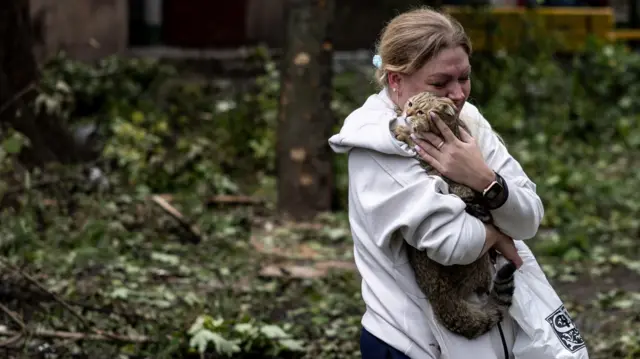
[{"xmin": 435, "ymin": 261, "xmax": 517, "ymax": 340}]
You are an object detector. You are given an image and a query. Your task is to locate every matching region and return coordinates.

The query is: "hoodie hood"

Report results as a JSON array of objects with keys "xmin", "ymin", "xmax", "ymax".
[{"xmin": 328, "ymin": 89, "xmax": 415, "ymax": 157}]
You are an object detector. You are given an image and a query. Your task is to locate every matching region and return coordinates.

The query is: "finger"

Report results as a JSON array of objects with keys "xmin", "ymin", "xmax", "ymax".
[
  {"xmin": 494, "ymin": 238, "xmax": 522, "ymax": 269},
  {"xmin": 421, "ymin": 132, "xmax": 445, "ymax": 148},
  {"xmin": 412, "ymin": 134, "xmax": 442, "ymax": 160},
  {"xmin": 511, "ymin": 254, "xmax": 523, "ymax": 269},
  {"xmin": 458, "ymin": 126, "xmax": 473, "ymax": 143},
  {"xmin": 414, "ymin": 144, "xmax": 444, "ymax": 172},
  {"xmin": 431, "ymin": 112, "xmax": 457, "ymax": 143},
  {"xmin": 496, "ymin": 249, "xmax": 521, "ymax": 269},
  {"xmin": 502, "ymin": 245, "xmax": 523, "ymax": 269}
]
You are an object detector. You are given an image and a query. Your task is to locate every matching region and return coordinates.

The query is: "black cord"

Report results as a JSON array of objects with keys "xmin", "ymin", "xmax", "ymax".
[{"xmin": 497, "ymin": 322, "xmax": 509, "ymax": 359}]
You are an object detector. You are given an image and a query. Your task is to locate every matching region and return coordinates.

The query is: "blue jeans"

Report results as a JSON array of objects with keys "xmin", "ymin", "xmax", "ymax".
[{"xmin": 360, "ymin": 327, "xmax": 411, "ymax": 359}]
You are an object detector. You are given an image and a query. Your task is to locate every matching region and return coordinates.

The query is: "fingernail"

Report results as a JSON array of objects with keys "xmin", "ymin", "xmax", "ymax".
[
  {"xmin": 430, "ymin": 112, "xmax": 435, "ymax": 120},
  {"xmin": 414, "ymin": 145, "xmax": 421, "ymax": 152},
  {"xmin": 410, "ymin": 134, "xmax": 416, "ymax": 140}
]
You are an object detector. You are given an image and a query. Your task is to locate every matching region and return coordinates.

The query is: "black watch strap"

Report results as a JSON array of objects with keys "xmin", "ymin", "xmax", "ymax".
[{"xmin": 483, "ymin": 172, "xmax": 509, "ymax": 210}]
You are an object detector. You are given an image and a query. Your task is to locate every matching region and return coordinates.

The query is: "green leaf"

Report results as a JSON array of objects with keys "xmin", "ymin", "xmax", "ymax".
[
  {"xmin": 150, "ymin": 252, "xmax": 180, "ymax": 266},
  {"xmin": 259, "ymin": 324, "xmax": 289, "ymax": 339},
  {"xmin": 188, "ymin": 329, "xmax": 240, "ymax": 356},
  {"xmin": 280, "ymin": 339, "xmax": 306, "ymax": 352},
  {"xmin": 109, "ymin": 287, "xmax": 130, "ymax": 299},
  {"xmin": 2, "ymin": 135, "xmax": 25, "ymax": 154}
]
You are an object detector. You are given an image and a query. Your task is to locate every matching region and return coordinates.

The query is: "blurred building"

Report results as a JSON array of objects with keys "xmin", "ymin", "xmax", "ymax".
[
  {"xmin": 29, "ymin": 0, "xmax": 638, "ymax": 63},
  {"xmin": 30, "ymin": 0, "xmax": 128, "ymax": 62}
]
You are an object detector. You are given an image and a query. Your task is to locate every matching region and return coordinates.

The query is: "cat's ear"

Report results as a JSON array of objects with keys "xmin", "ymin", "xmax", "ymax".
[{"xmin": 443, "ymin": 105, "xmax": 456, "ymax": 117}]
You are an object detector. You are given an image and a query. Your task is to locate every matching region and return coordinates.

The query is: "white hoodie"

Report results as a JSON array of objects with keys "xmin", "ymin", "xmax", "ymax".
[{"xmin": 328, "ymin": 89, "xmax": 544, "ymax": 358}]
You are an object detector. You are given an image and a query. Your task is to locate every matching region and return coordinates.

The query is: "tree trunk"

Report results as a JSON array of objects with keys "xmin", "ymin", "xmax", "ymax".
[
  {"xmin": 0, "ymin": 0, "xmax": 83, "ymax": 166},
  {"xmin": 276, "ymin": 0, "xmax": 335, "ymax": 221}
]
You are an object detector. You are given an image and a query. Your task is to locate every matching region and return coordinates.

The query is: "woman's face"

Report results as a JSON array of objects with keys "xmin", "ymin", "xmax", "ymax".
[{"xmin": 388, "ymin": 46, "xmax": 471, "ymax": 115}]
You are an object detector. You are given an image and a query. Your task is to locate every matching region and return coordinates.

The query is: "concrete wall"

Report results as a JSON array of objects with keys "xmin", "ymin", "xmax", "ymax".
[{"xmin": 30, "ymin": 0, "xmax": 128, "ymax": 63}]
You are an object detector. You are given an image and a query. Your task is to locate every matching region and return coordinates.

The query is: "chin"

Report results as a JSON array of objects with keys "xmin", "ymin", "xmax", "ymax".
[{"xmin": 454, "ymin": 101, "xmax": 466, "ymax": 115}]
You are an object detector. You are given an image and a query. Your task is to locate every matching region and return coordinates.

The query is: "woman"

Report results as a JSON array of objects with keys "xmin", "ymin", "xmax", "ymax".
[{"xmin": 328, "ymin": 7, "xmax": 544, "ymax": 359}]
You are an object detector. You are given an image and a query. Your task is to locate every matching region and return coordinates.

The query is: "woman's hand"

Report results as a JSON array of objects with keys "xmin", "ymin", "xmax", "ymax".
[
  {"xmin": 493, "ymin": 235, "xmax": 523, "ymax": 269},
  {"xmin": 411, "ymin": 112, "xmax": 495, "ymax": 192},
  {"xmin": 485, "ymin": 224, "xmax": 523, "ymax": 269}
]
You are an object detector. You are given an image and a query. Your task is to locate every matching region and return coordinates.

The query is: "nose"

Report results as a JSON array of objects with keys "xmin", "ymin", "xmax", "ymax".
[{"xmin": 447, "ymin": 83, "xmax": 465, "ymax": 102}]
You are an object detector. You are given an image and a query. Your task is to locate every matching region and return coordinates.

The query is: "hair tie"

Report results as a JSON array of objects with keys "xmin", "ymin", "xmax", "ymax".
[{"xmin": 372, "ymin": 54, "xmax": 382, "ymax": 69}]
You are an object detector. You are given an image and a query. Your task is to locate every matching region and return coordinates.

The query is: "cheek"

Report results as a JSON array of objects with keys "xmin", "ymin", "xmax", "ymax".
[
  {"xmin": 462, "ymin": 79, "xmax": 471, "ymax": 97},
  {"xmin": 405, "ymin": 82, "xmax": 428, "ymax": 98},
  {"xmin": 421, "ymin": 82, "xmax": 449, "ymax": 98}
]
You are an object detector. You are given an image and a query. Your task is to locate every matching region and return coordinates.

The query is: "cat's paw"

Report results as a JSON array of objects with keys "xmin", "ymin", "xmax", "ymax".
[{"xmin": 394, "ymin": 125, "xmax": 413, "ymax": 145}]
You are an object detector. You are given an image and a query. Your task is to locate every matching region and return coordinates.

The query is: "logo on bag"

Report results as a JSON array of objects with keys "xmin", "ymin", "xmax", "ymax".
[{"xmin": 545, "ymin": 305, "xmax": 586, "ymax": 353}]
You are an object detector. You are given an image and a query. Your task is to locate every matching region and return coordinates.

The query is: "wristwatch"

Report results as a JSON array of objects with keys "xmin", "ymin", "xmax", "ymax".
[{"xmin": 481, "ymin": 172, "xmax": 508, "ymax": 210}]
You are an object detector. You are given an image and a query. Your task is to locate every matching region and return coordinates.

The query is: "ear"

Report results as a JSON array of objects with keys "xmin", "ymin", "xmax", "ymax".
[
  {"xmin": 443, "ymin": 104, "xmax": 456, "ymax": 117},
  {"xmin": 387, "ymin": 71, "xmax": 403, "ymax": 92}
]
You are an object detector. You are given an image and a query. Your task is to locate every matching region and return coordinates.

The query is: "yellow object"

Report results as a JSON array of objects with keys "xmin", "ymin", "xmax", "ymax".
[
  {"xmin": 609, "ymin": 29, "xmax": 640, "ymax": 41},
  {"xmin": 442, "ymin": 6, "xmax": 636, "ymax": 53}
]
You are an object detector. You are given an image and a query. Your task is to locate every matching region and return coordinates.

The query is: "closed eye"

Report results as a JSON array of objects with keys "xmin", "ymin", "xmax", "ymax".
[{"xmin": 430, "ymin": 73, "xmax": 470, "ymax": 88}]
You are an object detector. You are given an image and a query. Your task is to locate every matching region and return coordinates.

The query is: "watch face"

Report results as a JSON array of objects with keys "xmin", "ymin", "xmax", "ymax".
[{"xmin": 485, "ymin": 183, "xmax": 502, "ymax": 200}]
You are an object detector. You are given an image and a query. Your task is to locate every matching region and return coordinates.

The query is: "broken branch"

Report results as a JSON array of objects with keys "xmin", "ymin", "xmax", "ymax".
[
  {"xmin": 150, "ymin": 195, "xmax": 202, "ymax": 243},
  {"xmin": 0, "ymin": 328, "xmax": 151, "ymax": 344},
  {"xmin": 0, "ymin": 302, "xmax": 25, "ymax": 330},
  {"xmin": 0, "ymin": 257, "xmax": 89, "ymax": 328},
  {"xmin": 156, "ymin": 193, "xmax": 264, "ymax": 206},
  {"xmin": 0, "ymin": 82, "xmax": 36, "ymax": 116},
  {"xmin": 207, "ymin": 194, "xmax": 264, "ymax": 206}
]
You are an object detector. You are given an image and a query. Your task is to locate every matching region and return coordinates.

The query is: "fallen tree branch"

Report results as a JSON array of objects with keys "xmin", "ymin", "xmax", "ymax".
[
  {"xmin": 150, "ymin": 195, "xmax": 202, "ymax": 243},
  {"xmin": 0, "ymin": 258, "xmax": 137, "ymax": 343},
  {"xmin": 0, "ymin": 82, "xmax": 36, "ymax": 117},
  {"xmin": 0, "ymin": 302, "xmax": 25, "ymax": 330},
  {"xmin": 0, "ymin": 332, "xmax": 22, "ymax": 348},
  {"xmin": 259, "ymin": 260, "xmax": 356, "ymax": 279},
  {"xmin": 207, "ymin": 194, "xmax": 264, "ymax": 206},
  {"xmin": 0, "ymin": 257, "xmax": 89, "ymax": 328},
  {"xmin": 156, "ymin": 193, "xmax": 265, "ymax": 206},
  {"xmin": 0, "ymin": 302, "xmax": 25, "ymax": 348},
  {"xmin": 0, "ymin": 328, "xmax": 151, "ymax": 344}
]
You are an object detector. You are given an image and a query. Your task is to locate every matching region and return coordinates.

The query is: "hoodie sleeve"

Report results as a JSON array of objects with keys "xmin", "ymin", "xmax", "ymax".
[
  {"xmin": 348, "ymin": 148, "xmax": 487, "ymax": 266},
  {"xmin": 468, "ymin": 108, "xmax": 545, "ymax": 240}
]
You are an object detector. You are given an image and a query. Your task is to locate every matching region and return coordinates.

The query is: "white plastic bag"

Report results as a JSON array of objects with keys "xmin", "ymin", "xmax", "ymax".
[
  {"xmin": 428, "ymin": 306, "xmax": 516, "ymax": 359},
  {"xmin": 507, "ymin": 241, "xmax": 590, "ymax": 359}
]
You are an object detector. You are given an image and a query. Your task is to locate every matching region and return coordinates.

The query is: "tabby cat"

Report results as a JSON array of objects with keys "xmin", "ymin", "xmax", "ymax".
[{"xmin": 393, "ymin": 91, "xmax": 516, "ymax": 339}]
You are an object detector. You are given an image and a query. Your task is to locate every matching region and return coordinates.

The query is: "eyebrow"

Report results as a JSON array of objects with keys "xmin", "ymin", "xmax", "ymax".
[{"xmin": 428, "ymin": 67, "xmax": 472, "ymax": 79}]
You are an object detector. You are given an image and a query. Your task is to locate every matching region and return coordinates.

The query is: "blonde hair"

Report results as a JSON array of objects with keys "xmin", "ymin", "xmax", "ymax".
[{"xmin": 374, "ymin": 7, "xmax": 472, "ymax": 89}]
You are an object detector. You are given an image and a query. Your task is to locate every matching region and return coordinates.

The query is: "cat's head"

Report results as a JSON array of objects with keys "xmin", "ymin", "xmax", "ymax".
[{"xmin": 404, "ymin": 92, "xmax": 458, "ymax": 134}]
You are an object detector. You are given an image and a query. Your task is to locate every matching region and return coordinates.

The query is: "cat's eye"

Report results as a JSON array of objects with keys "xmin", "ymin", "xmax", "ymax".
[
  {"xmin": 417, "ymin": 110, "xmax": 424, "ymax": 115},
  {"xmin": 408, "ymin": 102, "xmax": 412, "ymax": 107}
]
